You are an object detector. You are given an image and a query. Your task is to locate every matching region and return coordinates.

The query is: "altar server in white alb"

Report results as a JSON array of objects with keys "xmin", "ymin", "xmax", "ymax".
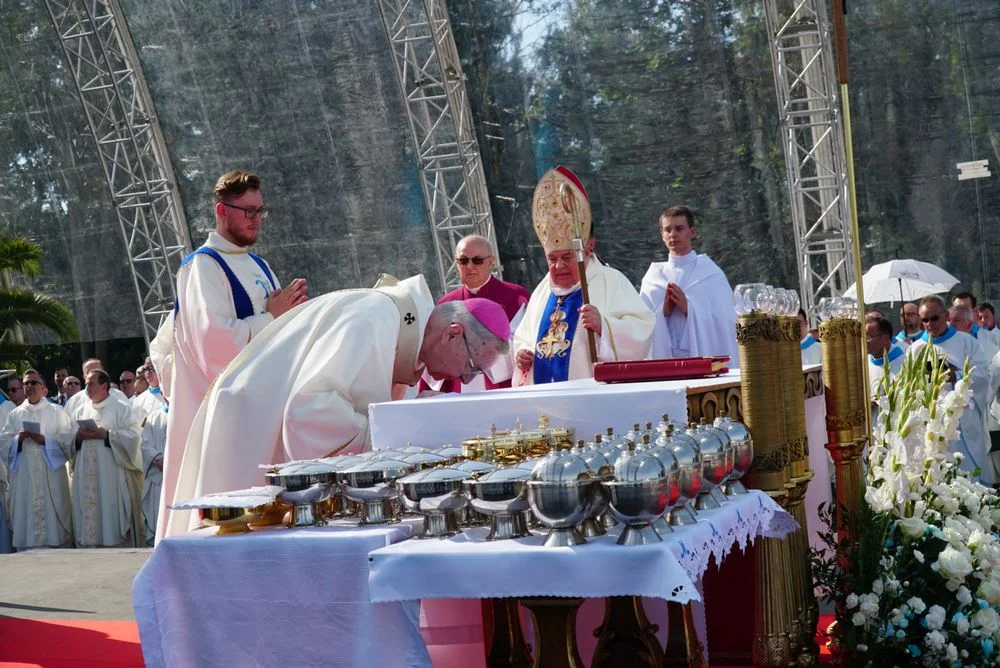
[
  {"xmin": 151, "ymin": 170, "xmax": 308, "ymax": 542},
  {"xmin": 798, "ymin": 309, "xmax": 822, "ymax": 366},
  {"xmin": 131, "ymin": 358, "xmax": 165, "ymax": 420},
  {"xmin": 639, "ymin": 205, "xmax": 738, "ymax": 364},
  {"xmin": 140, "ymin": 403, "xmax": 167, "ymax": 546},
  {"xmin": 513, "ymin": 166, "xmax": 654, "ymax": 385},
  {"xmin": 69, "ymin": 370, "xmax": 145, "ymax": 547},
  {"xmin": 0, "ymin": 370, "xmax": 75, "ymax": 549},
  {"xmin": 909, "ymin": 295, "xmax": 994, "ymax": 484},
  {"xmin": 866, "ymin": 317, "xmax": 905, "ymax": 395},
  {"xmin": 162, "ymin": 275, "xmax": 511, "ymax": 537}
]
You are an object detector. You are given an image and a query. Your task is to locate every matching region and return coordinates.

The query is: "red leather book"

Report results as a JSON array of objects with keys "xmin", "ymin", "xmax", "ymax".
[{"xmin": 593, "ymin": 357, "xmax": 730, "ymax": 383}]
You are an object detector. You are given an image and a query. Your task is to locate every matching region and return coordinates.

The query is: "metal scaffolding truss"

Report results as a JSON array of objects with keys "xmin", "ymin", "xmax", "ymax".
[
  {"xmin": 764, "ymin": 0, "xmax": 854, "ymax": 319},
  {"xmin": 42, "ymin": 0, "xmax": 192, "ymax": 345},
  {"xmin": 376, "ymin": 0, "xmax": 499, "ymax": 293}
]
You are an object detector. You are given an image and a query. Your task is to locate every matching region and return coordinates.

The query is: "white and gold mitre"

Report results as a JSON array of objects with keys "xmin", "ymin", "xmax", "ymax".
[{"xmin": 531, "ymin": 166, "xmax": 592, "ymax": 252}]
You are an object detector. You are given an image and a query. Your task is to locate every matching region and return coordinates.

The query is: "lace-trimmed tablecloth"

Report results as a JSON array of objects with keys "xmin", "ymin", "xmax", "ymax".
[
  {"xmin": 132, "ymin": 519, "xmax": 431, "ymax": 668},
  {"xmin": 368, "ymin": 490, "xmax": 794, "ymax": 604}
]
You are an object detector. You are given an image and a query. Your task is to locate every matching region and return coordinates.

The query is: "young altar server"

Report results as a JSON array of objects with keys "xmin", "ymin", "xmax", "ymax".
[
  {"xmin": 639, "ymin": 205, "xmax": 739, "ymax": 364},
  {"xmin": 512, "ymin": 166, "xmax": 654, "ymax": 385}
]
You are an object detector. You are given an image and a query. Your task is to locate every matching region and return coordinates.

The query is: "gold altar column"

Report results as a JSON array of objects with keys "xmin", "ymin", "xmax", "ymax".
[
  {"xmin": 777, "ymin": 316, "xmax": 819, "ymax": 664},
  {"xmin": 737, "ymin": 313, "xmax": 795, "ymax": 667},
  {"xmin": 819, "ymin": 317, "xmax": 867, "ymax": 559}
]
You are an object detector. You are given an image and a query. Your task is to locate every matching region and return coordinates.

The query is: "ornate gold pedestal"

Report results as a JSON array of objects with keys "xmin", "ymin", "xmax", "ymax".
[
  {"xmin": 592, "ymin": 596, "xmax": 666, "ymax": 668},
  {"xmin": 485, "ymin": 598, "xmax": 533, "ymax": 668},
  {"xmin": 520, "ymin": 597, "xmax": 584, "ymax": 668}
]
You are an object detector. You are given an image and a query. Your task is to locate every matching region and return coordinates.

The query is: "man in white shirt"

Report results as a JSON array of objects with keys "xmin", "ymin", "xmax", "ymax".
[
  {"xmin": 799, "ymin": 309, "xmax": 822, "ymax": 366},
  {"xmin": 639, "ymin": 205, "xmax": 738, "ymax": 364},
  {"xmin": 152, "ymin": 170, "xmax": 308, "ymax": 542}
]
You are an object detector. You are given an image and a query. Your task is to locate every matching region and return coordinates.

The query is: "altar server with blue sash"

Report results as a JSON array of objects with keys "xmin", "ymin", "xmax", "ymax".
[
  {"xmin": 513, "ymin": 167, "xmax": 654, "ymax": 385},
  {"xmin": 151, "ymin": 170, "xmax": 308, "ymax": 542},
  {"xmin": 866, "ymin": 317, "xmax": 905, "ymax": 395}
]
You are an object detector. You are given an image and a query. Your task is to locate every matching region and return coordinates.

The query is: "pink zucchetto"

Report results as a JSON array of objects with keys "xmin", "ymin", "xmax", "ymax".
[{"xmin": 465, "ymin": 298, "xmax": 511, "ymax": 341}]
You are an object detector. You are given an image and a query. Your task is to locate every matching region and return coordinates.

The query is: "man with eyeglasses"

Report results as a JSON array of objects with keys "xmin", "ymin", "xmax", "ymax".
[
  {"xmin": 0, "ymin": 370, "xmax": 76, "ymax": 549},
  {"xmin": 151, "ymin": 169, "xmax": 307, "ymax": 542},
  {"xmin": 953, "ymin": 291, "xmax": 1000, "ymax": 350},
  {"xmin": 910, "ymin": 295, "xmax": 994, "ymax": 485},
  {"xmin": 419, "ymin": 234, "xmax": 530, "ymax": 394},
  {"xmin": 118, "ymin": 370, "xmax": 137, "ymax": 399},
  {"xmin": 160, "ymin": 275, "xmax": 510, "ymax": 537},
  {"xmin": 62, "ymin": 376, "xmax": 81, "ymax": 401},
  {"xmin": 132, "ymin": 357, "xmax": 166, "ymax": 420}
]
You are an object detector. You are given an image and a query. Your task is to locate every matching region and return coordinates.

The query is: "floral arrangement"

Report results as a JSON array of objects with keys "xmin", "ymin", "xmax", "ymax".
[{"xmin": 813, "ymin": 344, "xmax": 1000, "ymax": 666}]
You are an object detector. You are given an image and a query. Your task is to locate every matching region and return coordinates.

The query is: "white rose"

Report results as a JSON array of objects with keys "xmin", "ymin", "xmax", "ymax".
[
  {"xmin": 977, "ymin": 579, "xmax": 1000, "ymax": 605},
  {"xmin": 957, "ymin": 585, "xmax": 973, "ymax": 605},
  {"xmin": 925, "ymin": 629, "xmax": 946, "ymax": 649},
  {"xmin": 852, "ymin": 611, "xmax": 866, "ymax": 627},
  {"xmin": 872, "ymin": 579, "xmax": 884, "ymax": 596},
  {"xmin": 946, "ymin": 643, "xmax": 958, "ymax": 661},
  {"xmin": 925, "ymin": 605, "xmax": 947, "ymax": 631},
  {"xmin": 968, "ymin": 529, "xmax": 988, "ymax": 551},
  {"xmin": 973, "ymin": 608, "xmax": 1000, "ymax": 635},
  {"xmin": 914, "ymin": 549, "xmax": 925, "ymax": 564},
  {"xmin": 860, "ymin": 594, "xmax": 880, "ymax": 616},
  {"xmin": 908, "ymin": 597, "xmax": 927, "ymax": 614},
  {"xmin": 937, "ymin": 546, "xmax": 974, "ymax": 581},
  {"xmin": 957, "ymin": 617, "xmax": 970, "ymax": 635},
  {"xmin": 846, "ymin": 593, "xmax": 859, "ymax": 609},
  {"xmin": 898, "ymin": 515, "xmax": 926, "ymax": 539}
]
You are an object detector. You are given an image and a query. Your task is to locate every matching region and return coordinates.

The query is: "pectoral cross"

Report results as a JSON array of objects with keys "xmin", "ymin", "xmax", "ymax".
[{"xmin": 535, "ymin": 297, "xmax": 572, "ymax": 360}]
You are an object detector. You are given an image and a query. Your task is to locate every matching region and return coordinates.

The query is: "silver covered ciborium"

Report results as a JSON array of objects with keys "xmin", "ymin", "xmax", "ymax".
[
  {"xmin": 448, "ymin": 459, "xmax": 499, "ymax": 526},
  {"xmin": 396, "ymin": 467, "xmax": 468, "ymax": 537},
  {"xmin": 401, "ymin": 451, "xmax": 449, "ymax": 471},
  {"xmin": 527, "ymin": 450, "xmax": 596, "ymax": 547},
  {"xmin": 603, "ymin": 450, "xmax": 675, "ymax": 545},
  {"xmin": 465, "ymin": 467, "xmax": 532, "ymax": 540},
  {"xmin": 656, "ymin": 425, "xmax": 701, "ymax": 526},
  {"xmin": 342, "ymin": 458, "xmax": 414, "ymax": 525},
  {"xmin": 687, "ymin": 423, "xmax": 727, "ymax": 510},
  {"xmin": 643, "ymin": 436, "xmax": 681, "ymax": 535},
  {"xmin": 700, "ymin": 418, "xmax": 733, "ymax": 503},
  {"xmin": 572, "ymin": 440, "xmax": 615, "ymax": 537},
  {"xmin": 714, "ymin": 412, "xmax": 753, "ymax": 495},
  {"xmin": 271, "ymin": 460, "xmax": 337, "ymax": 527}
]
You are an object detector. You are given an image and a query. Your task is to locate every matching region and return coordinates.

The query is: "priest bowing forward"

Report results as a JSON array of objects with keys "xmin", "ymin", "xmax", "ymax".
[
  {"xmin": 0, "ymin": 370, "xmax": 76, "ymax": 550},
  {"xmin": 639, "ymin": 206, "xmax": 738, "ymax": 364},
  {"xmin": 70, "ymin": 370, "xmax": 145, "ymax": 547},
  {"xmin": 162, "ymin": 275, "xmax": 510, "ymax": 537},
  {"xmin": 513, "ymin": 166, "xmax": 654, "ymax": 385}
]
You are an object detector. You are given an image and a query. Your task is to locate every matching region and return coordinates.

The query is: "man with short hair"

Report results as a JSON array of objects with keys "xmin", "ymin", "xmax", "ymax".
[
  {"xmin": 62, "ymin": 376, "xmax": 81, "ymax": 400},
  {"xmin": 5, "ymin": 378, "xmax": 24, "ymax": 408},
  {"xmin": 131, "ymin": 358, "xmax": 166, "ymax": 419},
  {"xmin": 897, "ymin": 302, "xmax": 921, "ymax": 345},
  {"xmin": 69, "ymin": 369, "xmax": 144, "ymax": 547},
  {"xmin": 0, "ymin": 370, "xmax": 75, "ymax": 549},
  {"xmin": 910, "ymin": 296, "xmax": 993, "ymax": 484},
  {"xmin": 134, "ymin": 366, "xmax": 149, "ymax": 395},
  {"xmin": 420, "ymin": 234, "xmax": 530, "ymax": 393},
  {"xmin": 799, "ymin": 309, "xmax": 822, "ymax": 366},
  {"xmin": 640, "ymin": 205, "xmax": 738, "ymax": 363},
  {"xmin": 513, "ymin": 167, "xmax": 654, "ymax": 384},
  {"xmin": 152, "ymin": 169, "xmax": 308, "ymax": 542},
  {"xmin": 51, "ymin": 367, "xmax": 69, "ymax": 406},
  {"xmin": 162, "ymin": 274, "xmax": 510, "ymax": 537},
  {"xmin": 867, "ymin": 317, "xmax": 904, "ymax": 395},
  {"xmin": 978, "ymin": 303, "xmax": 997, "ymax": 331},
  {"xmin": 118, "ymin": 370, "xmax": 137, "ymax": 399},
  {"xmin": 66, "ymin": 358, "xmax": 128, "ymax": 415}
]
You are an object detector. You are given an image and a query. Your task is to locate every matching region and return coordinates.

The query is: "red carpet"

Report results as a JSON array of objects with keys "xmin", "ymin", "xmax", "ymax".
[{"xmin": 0, "ymin": 619, "xmax": 143, "ymax": 667}]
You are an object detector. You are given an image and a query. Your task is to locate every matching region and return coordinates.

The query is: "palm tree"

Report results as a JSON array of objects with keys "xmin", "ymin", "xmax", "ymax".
[{"xmin": 0, "ymin": 233, "xmax": 78, "ymax": 363}]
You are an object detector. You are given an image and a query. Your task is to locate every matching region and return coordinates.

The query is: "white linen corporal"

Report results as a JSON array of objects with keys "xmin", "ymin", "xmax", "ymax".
[
  {"xmin": 70, "ymin": 396, "xmax": 144, "ymax": 547},
  {"xmin": 0, "ymin": 399, "xmax": 75, "ymax": 549},
  {"xmin": 639, "ymin": 251, "xmax": 739, "ymax": 365},
  {"xmin": 152, "ymin": 231, "xmax": 280, "ymax": 543},
  {"xmin": 140, "ymin": 407, "xmax": 167, "ymax": 546},
  {"xmin": 132, "ymin": 520, "xmax": 430, "ymax": 668},
  {"xmin": 162, "ymin": 275, "xmax": 434, "ymax": 538},
  {"xmin": 512, "ymin": 258, "xmax": 654, "ymax": 385},
  {"xmin": 910, "ymin": 329, "xmax": 994, "ymax": 484}
]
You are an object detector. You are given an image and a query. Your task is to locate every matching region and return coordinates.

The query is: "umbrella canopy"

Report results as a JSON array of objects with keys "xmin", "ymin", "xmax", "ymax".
[{"xmin": 843, "ymin": 259, "xmax": 960, "ymax": 304}]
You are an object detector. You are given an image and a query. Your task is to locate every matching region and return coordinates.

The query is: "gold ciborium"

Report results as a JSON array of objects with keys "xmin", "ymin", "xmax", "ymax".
[{"xmin": 199, "ymin": 506, "xmax": 262, "ymax": 535}]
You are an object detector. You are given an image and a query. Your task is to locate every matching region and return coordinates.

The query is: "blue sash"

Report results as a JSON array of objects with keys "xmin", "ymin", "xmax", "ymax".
[
  {"xmin": 174, "ymin": 247, "xmax": 276, "ymax": 319},
  {"xmin": 800, "ymin": 335, "xmax": 818, "ymax": 351},
  {"xmin": 918, "ymin": 326, "xmax": 957, "ymax": 344},
  {"xmin": 532, "ymin": 290, "xmax": 583, "ymax": 384},
  {"xmin": 869, "ymin": 345, "xmax": 904, "ymax": 367}
]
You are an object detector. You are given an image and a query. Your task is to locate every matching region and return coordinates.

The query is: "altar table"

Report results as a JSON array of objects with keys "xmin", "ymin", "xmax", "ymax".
[{"xmin": 132, "ymin": 520, "xmax": 431, "ymax": 668}]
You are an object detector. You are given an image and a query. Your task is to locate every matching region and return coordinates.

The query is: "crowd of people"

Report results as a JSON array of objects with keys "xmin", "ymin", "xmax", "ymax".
[{"xmin": 0, "ymin": 358, "xmax": 167, "ymax": 551}]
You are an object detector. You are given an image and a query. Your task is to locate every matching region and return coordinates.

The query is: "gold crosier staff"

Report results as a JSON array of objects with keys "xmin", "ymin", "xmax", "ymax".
[{"xmin": 559, "ymin": 183, "xmax": 598, "ymax": 364}]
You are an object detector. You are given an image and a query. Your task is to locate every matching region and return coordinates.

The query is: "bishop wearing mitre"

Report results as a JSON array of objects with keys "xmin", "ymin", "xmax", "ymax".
[{"xmin": 513, "ymin": 166, "xmax": 654, "ymax": 384}]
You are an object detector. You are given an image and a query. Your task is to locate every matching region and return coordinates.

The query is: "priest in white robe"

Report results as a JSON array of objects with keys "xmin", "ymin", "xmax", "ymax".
[
  {"xmin": 162, "ymin": 275, "xmax": 511, "ymax": 537},
  {"xmin": 140, "ymin": 404, "xmax": 167, "ymax": 546},
  {"xmin": 70, "ymin": 370, "xmax": 145, "ymax": 547},
  {"xmin": 131, "ymin": 358, "xmax": 166, "ymax": 420},
  {"xmin": 512, "ymin": 166, "xmax": 654, "ymax": 385},
  {"xmin": 866, "ymin": 317, "xmax": 905, "ymax": 396},
  {"xmin": 150, "ymin": 170, "xmax": 309, "ymax": 542},
  {"xmin": 910, "ymin": 296, "xmax": 994, "ymax": 484},
  {"xmin": 639, "ymin": 205, "xmax": 738, "ymax": 365},
  {"xmin": 0, "ymin": 370, "xmax": 75, "ymax": 549}
]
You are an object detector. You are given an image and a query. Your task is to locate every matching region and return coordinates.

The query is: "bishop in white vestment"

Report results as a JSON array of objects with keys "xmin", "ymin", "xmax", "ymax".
[
  {"xmin": 140, "ymin": 405, "xmax": 167, "ymax": 545},
  {"xmin": 70, "ymin": 370, "xmax": 145, "ymax": 547},
  {"xmin": 162, "ymin": 275, "xmax": 510, "ymax": 537},
  {"xmin": 639, "ymin": 206, "xmax": 738, "ymax": 364},
  {"xmin": 0, "ymin": 371, "xmax": 75, "ymax": 549},
  {"xmin": 512, "ymin": 166, "xmax": 654, "ymax": 385}
]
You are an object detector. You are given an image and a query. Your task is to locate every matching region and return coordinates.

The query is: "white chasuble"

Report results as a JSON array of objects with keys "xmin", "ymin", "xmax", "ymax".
[
  {"xmin": 910, "ymin": 328, "xmax": 994, "ymax": 485},
  {"xmin": 639, "ymin": 252, "xmax": 739, "ymax": 365},
  {"xmin": 70, "ymin": 397, "xmax": 144, "ymax": 547},
  {"xmin": 512, "ymin": 259, "xmax": 654, "ymax": 386},
  {"xmin": 0, "ymin": 400, "xmax": 75, "ymax": 549},
  {"xmin": 162, "ymin": 275, "xmax": 433, "ymax": 537},
  {"xmin": 152, "ymin": 231, "xmax": 280, "ymax": 542}
]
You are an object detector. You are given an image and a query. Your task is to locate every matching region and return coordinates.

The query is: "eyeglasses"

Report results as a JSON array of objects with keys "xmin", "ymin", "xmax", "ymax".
[
  {"xmin": 456, "ymin": 255, "xmax": 492, "ymax": 266},
  {"xmin": 222, "ymin": 202, "xmax": 268, "ymax": 221},
  {"xmin": 119, "ymin": 379, "xmax": 134, "ymax": 384},
  {"xmin": 461, "ymin": 333, "xmax": 483, "ymax": 383},
  {"xmin": 65, "ymin": 380, "xmax": 81, "ymax": 386},
  {"xmin": 921, "ymin": 314, "xmax": 941, "ymax": 323},
  {"xmin": 139, "ymin": 367, "xmax": 154, "ymax": 374},
  {"xmin": 23, "ymin": 380, "xmax": 41, "ymax": 386}
]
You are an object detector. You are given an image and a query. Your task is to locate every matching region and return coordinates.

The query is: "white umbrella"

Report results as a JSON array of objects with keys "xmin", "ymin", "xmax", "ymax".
[{"xmin": 843, "ymin": 259, "xmax": 960, "ymax": 304}]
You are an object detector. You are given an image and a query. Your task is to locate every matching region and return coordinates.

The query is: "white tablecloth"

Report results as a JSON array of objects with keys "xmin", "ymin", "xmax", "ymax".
[
  {"xmin": 132, "ymin": 519, "xmax": 431, "ymax": 668},
  {"xmin": 369, "ymin": 374, "xmax": 746, "ymax": 449},
  {"xmin": 368, "ymin": 490, "xmax": 794, "ymax": 604}
]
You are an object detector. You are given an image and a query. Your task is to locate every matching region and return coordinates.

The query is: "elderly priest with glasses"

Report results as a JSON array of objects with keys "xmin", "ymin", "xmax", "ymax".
[
  {"xmin": 512, "ymin": 166, "xmax": 654, "ymax": 385},
  {"xmin": 161, "ymin": 275, "xmax": 511, "ymax": 537}
]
